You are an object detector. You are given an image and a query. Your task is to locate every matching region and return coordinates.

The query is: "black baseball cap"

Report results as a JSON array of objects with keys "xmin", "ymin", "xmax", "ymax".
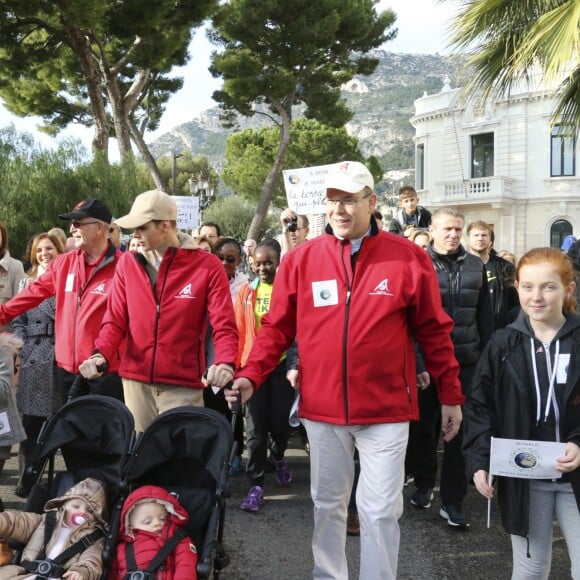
[{"xmin": 59, "ymin": 198, "xmax": 112, "ymax": 224}]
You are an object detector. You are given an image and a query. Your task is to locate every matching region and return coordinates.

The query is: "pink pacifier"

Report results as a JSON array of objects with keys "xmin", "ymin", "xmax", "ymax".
[{"xmin": 71, "ymin": 512, "xmax": 88, "ymax": 526}]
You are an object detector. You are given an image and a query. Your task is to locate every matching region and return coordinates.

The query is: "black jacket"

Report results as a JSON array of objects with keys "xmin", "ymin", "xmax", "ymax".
[
  {"xmin": 388, "ymin": 206, "xmax": 432, "ymax": 236},
  {"xmin": 487, "ymin": 250, "xmax": 519, "ymax": 330},
  {"xmin": 427, "ymin": 245, "xmax": 493, "ymax": 367},
  {"xmin": 463, "ymin": 312, "xmax": 580, "ymax": 537}
]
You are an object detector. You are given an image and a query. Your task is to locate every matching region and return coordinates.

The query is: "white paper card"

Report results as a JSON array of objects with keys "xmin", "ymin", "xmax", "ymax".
[
  {"xmin": 0, "ymin": 411, "xmax": 11, "ymax": 436},
  {"xmin": 312, "ymin": 280, "xmax": 338, "ymax": 307},
  {"xmin": 490, "ymin": 437, "xmax": 565, "ymax": 479},
  {"xmin": 65, "ymin": 273, "xmax": 75, "ymax": 292},
  {"xmin": 556, "ymin": 354, "xmax": 570, "ymax": 384}
]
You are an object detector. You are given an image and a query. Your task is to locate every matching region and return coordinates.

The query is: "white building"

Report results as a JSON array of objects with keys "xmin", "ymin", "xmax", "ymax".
[{"xmin": 411, "ymin": 75, "xmax": 580, "ymax": 256}]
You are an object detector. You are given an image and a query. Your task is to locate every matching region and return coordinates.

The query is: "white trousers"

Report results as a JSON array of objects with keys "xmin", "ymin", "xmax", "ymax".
[{"xmin": 304, "ymin": 419, "xmax": 409, "ymax": 580}]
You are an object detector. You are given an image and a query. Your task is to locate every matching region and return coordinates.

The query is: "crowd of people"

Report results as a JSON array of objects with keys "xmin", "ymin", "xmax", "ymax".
[{"xmin": 0, "ymin": 163, "xmax": 578, "ymax": 579}]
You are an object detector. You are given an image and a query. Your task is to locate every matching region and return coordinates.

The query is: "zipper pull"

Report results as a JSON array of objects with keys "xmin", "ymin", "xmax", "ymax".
[{"xmin": 346, "ymin": 290, "xmax": 351, "ymax": 305}]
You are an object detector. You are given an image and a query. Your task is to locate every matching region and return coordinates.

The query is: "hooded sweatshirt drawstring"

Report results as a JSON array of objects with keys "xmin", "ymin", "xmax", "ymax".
[{"xmin": 530, "ymin": 337, "xmax": 560, "ymax": 436}]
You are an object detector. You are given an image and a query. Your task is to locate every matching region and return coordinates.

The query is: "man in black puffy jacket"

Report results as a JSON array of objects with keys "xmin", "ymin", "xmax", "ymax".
[{"xmin": 409, "ymin": 208, "xmax": 493, "ymax": 528}]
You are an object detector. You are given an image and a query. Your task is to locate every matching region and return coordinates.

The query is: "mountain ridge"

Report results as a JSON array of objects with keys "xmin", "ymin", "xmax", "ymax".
[{"xmin": 148, "ymin": 50, "xmax": 466, "ymax": 179}]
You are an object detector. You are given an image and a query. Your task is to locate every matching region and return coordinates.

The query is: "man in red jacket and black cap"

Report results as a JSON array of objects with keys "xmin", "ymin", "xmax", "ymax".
[{"xmin": 0, "ymin": 198, "xmax": 124, "ymax": 402}]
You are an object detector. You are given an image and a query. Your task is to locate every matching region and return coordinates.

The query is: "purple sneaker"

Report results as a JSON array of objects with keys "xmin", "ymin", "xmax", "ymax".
[
  {"xmin": 241, "ymin": 486, "xmax": 264, "ymax": 512},
  {"xmin": 273, "ymin": 458, "xmax": 292, "ymax": 485}
]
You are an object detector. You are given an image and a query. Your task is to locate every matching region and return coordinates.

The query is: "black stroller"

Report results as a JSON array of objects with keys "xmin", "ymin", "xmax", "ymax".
[
  {"xmin": 13, "ymin": 394, "xmax": 135, "ymax": 576},
  {"xmin": 111, "ymin": 405, "xmax": 235, "ymax": 579}
]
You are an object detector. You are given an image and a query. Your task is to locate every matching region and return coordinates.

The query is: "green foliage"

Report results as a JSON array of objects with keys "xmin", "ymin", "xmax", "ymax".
[
  {"xmin": 155, "ymin": 152, "xmax": 219, "ymax": 195},
  {"xmin": 0, "ymin": 126, "xmax": 148, "ymax": 259},
  {"xmin": 209, "ymin": 0, "xmax": 395, "ymax": 237},
  {"xmin": 201, "ymin": 195, "xmax": 277, "ymax": 242},
  {"xmin": 210, "ymin": 0, "xmax": 396, "ymax": 126},
  {"xmin": 0, "ymin": 0, "xmax": 218, "ymax": 157},
  {"xmin": 222, "ymin": 118, "xmax": 380, "ymax": 208},
  {"xmin": 448, "ymin": 0, "xmax": 580, "ymax": 128}
]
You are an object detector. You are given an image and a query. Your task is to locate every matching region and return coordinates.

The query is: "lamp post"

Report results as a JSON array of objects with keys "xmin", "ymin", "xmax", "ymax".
[
  {"xmin": 189, "ymin": 173, "xmax": 216, "ymax": 226},
  {"xmin": 172, "ymin": 153, "xmax": 182, "ymax": 195}
]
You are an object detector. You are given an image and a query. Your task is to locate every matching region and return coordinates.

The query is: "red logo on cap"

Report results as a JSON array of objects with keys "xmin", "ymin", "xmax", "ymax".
[{"xmin": 74, "ymin": 201, "xmax": 85, "ymax": 210}]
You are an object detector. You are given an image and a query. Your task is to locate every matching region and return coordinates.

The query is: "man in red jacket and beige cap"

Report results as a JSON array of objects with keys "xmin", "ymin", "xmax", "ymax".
[
  {"xmin": 79, "ymin": 190, "xmax": 238, "ymax": 432},
  {"xmin": 226, "ymin": 162, "xmax": 463, "ymax": 580}
]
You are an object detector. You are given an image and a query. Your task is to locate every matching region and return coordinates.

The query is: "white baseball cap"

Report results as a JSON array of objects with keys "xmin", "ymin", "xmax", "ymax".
[{"xmin": 325, "ymin": 161, "xmax": 374, "ymax": 193}]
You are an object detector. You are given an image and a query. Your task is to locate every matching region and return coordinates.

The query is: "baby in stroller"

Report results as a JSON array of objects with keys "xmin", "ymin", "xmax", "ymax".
[
  {"xmin": 111, "ymin": 485, "xmax": 198, "ymax": 580},
  {"xmin": 0, "ymin": 477, "xmax": 108, "ymax": 579}
]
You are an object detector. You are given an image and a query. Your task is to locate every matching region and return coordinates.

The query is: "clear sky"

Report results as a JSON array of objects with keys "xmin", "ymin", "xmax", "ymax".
[{"xmin": 0, "ymin": 0, "xmax": 457, "ymax": 150}]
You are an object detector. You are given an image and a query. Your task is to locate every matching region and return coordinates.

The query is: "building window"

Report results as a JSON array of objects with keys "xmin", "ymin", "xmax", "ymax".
[
  {"xmin": 416, "ymin": 144, "xmax": 425, "ymax": 190},
  {"xmin": 551, "ymin": 125, "xmax": 575, "ymax": 176},
  {"xmin": 550, "ymin": 219, "xmax": 573, "ymax": 249},
  {"xmin": 471, "ymin": 133, "xmax": 494, "ymax": 178}
]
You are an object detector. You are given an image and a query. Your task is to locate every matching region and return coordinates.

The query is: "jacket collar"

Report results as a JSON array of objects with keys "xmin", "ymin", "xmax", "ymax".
[{"xmin": 324, "ymin": 215, "xmax": 380, "ymax": 239}]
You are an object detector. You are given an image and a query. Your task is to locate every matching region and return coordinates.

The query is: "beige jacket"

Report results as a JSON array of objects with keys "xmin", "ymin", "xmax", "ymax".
[{"xmin": 0, "ymin": 478, "xmax": 108, "ymax": 579}]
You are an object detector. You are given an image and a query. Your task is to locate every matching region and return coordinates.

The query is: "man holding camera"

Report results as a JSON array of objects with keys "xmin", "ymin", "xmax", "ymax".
[{"xmin": 280, "ymin": 209, "xmax": 309, "ymax": 256}]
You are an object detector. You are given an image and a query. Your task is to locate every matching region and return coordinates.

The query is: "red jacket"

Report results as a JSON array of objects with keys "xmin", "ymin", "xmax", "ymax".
[
  {"xmin": 0, "ymin": 243, "xmax": 122, "ymax": 374},
  {"xmin": 237, "ymin": 227, "xmax": 463, "ymax": 425},
  {"xmin": 95, "ymin": 247, "xmax": 238, "ymax": 388},
  {"xmin": 111, "ymin": 485, "xmax": 198, "ymax": 580}
]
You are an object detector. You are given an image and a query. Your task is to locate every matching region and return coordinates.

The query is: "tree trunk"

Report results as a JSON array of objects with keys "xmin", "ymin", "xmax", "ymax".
[
  {"xmin": 64, "ymin": 24, "xmax": 109, "ymax": 162},
  {"xmin": 128, "ymin": 118, "xmax": 165, "ymax": 191},
  {"xmin": 247, "ymin": 102, "xmax": 292, "ymax": 240}
]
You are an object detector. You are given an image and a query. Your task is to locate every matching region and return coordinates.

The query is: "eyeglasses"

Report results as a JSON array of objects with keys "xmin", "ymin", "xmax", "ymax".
[
  {"xmin": 219, "ymin": 256, "xmax": 237, "ymax": 264},
  {"xmin": 325, "ymin": 193, "xmax": 371, "ymax": 208},
  {"xmin": 71, "ymin": 220, "xmax": 99, "ymax": 228}
]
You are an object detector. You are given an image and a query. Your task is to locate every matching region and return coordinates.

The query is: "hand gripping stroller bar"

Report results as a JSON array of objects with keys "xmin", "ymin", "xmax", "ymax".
[
  {"xmin": 228, "ymin": 382, "xmax": 242, "ymax": 415},
  {"xmin": 67, "ymin": 362, "xmax": 108, "ymax": 402}
]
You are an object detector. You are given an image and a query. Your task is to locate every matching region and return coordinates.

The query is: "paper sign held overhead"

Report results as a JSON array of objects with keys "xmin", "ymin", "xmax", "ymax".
[
  {"xmin": 282, "ymin": 163, "xmax": 337, "ymax": 215},
  {"xmin": 172, "ymin": 196, "xmax": 199, "ymax": 230}
]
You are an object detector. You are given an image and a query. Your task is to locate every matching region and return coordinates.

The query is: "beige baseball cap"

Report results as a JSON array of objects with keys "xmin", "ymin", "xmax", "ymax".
[{"xmin": 115, "ymin": 190, "xmax": 178, "ymax": 229}]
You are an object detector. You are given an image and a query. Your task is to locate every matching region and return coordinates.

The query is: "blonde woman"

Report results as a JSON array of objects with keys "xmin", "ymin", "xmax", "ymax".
[{"xmin": 12, "ymin": 232, "xmax": 64, "ymax": 472}]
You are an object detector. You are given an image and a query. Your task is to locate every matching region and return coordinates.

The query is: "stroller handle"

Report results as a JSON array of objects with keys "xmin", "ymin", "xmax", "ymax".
[{"xmin": 67, "ymin": 363, "xmax": 108, "ymax": 402}]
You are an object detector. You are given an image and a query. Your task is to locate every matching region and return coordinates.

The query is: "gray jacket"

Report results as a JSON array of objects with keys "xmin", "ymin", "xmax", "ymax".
[{"xmin": 0, "ymin": 334, "xmax": 27, "ymax": 448}]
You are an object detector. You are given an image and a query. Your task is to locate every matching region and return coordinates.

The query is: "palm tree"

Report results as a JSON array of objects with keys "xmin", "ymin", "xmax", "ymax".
[{"xmin": 447, "ymin": 0, "xmax": 580, "ymax": 128}]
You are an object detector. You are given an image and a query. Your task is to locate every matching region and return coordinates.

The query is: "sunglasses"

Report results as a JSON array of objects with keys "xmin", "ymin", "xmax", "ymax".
[
  {"xmin": 219, "ymin": 256, "xmax": 237, "ymax": 264},
  {"xmin": 71, "ymin": 220, "xmax": 100, "ymax": 228}
]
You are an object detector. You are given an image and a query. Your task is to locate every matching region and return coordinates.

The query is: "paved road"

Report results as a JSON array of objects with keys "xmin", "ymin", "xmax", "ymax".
[{"xmin": 0, "ymin": 436, "xmax": 573, "ymax": 579}]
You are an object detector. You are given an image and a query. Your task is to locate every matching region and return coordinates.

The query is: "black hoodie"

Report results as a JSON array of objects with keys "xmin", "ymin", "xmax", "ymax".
[{"xmin": 463, "ymin": 311, "xmax": 580, "ymax": 537}]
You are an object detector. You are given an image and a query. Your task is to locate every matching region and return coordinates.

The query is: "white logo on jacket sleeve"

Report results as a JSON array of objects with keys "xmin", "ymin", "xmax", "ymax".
[
  {"xmin": 312, "ymin": 280, "xmax": 338, "ymax": 307},
  {"xmin": 369, "ymin": 278, "xmax": 394, "ymax": 296},
  {"xmin": 175, "ymin": 283, "xmax": 196, "ymax": 299},
  {"xmin": 90, "ymin": 282, "xmax": 107, "ymax": 296}
]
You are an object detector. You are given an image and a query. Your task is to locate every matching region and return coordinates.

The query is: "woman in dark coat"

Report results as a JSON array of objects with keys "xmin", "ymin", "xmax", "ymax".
[{"xmin": 12, "ymin": 232, "xmax": 64, "ymax": 472}]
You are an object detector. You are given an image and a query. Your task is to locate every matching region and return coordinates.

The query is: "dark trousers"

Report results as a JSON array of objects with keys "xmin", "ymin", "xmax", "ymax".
[
  {"xmin": 203, "ymin": 387, "xmax": 245, "ymax": 455},
  {"xmin": 19, "ymin": 415, "xmax": 46, "ymax": 474},
  {"xmin": 439, "ymin": 364, "xmax": 475, "ymax": 506},
  {"xmin": 406, "ymin": 383, "xmax": 441, "ymax": 490},
  {"xmin": 56, "ymin": 367, "xmax": 124, "ymax": 403},
  {"xmin": 245, "ymin": 363, "xmax": 294, "ymax": 487}
]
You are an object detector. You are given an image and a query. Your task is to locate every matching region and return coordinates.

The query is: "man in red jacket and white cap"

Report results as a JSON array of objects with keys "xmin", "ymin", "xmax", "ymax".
[{"xmin": 227, "ymin": 161, "xmax": 463, "ymax": 580}]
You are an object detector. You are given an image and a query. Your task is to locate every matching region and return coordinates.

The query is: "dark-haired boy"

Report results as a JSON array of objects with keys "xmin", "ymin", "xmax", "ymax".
[{"xmin": 388, "ymin": 186, "xmax": 431, "ymax": 237}]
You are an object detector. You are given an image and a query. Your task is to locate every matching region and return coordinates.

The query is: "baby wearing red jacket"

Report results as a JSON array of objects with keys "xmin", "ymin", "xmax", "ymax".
[{"xmin": 111, "ymin": 485, "xmax": 198, "ymax": 580}]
